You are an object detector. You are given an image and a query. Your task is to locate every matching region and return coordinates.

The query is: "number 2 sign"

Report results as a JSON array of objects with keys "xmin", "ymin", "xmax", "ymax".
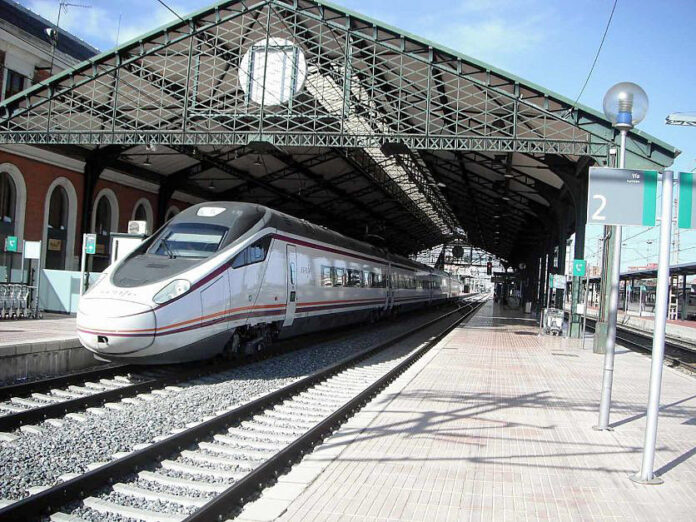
[{"xmin": 587, "ymin": 167, "xmax": 657, "ymax": 227}]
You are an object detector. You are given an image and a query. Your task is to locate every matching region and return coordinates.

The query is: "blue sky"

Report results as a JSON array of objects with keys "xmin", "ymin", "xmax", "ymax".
[{"xmin": 18, "ymin": 0, "xmax": 696, "ymax": 269}]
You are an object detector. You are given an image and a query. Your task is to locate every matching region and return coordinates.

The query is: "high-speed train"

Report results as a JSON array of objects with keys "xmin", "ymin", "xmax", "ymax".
[{"xmin": 77, "ymin": 202, "xmax": 465, "ymax": 364}]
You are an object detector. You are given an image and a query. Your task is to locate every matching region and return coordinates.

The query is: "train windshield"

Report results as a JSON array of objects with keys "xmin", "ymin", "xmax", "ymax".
[{"xmin": 149, "ymin": 223, "xmax": 228, "ymax": 259}]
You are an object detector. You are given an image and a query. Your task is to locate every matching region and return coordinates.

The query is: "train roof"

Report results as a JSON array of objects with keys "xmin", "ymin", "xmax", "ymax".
[{"xmin": 178, "ymin": 202, "xmax": 449, "ymax": 275}]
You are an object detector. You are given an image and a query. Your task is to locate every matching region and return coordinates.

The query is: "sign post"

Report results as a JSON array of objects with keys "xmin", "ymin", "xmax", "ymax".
[
  {"xmin": 589, "ymin": 167, "xmax": 658, "ymax": 432},
  {"xmin": 630, "ymin": 171, "xmax": 674, "ymax": 485},
  {"xmin": 81, "ymin": 234, "xmax": 97, "ymax": 296}
]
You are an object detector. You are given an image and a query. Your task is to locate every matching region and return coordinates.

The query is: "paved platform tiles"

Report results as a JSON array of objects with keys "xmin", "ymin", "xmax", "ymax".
[
  {"xmin": 0, "ymin": 313, "xmax": 77, "ymax": 348},
  {"xmin": 238, "ymin": 301, "xmax": 696, "ymax": 521}
]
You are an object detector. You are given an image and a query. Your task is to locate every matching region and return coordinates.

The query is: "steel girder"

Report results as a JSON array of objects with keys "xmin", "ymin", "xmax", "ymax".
[
  {"xmin": 0, "ymin": 0, "xmax": 677, "ymax": 167},
  {"xmin": 0, "ymin": 0, "xmax": 680, "ymax": 260}
]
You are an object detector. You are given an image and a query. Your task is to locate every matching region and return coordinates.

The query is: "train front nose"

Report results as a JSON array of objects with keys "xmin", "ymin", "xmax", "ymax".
[{"xmin": 77, "ymin": 298, "xmax": 156, "ymax": 355}]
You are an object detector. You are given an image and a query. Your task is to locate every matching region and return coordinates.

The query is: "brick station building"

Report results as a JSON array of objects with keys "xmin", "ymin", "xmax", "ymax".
[{"xmin": 0, "ymin": 0, "xmax": 199, "ymax": 278}]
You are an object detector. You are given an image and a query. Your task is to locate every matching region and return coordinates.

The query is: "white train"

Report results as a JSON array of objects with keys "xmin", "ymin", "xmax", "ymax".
[{"xmin": 77, "ymin": 203, "xmax": 465, "ymax": 364}]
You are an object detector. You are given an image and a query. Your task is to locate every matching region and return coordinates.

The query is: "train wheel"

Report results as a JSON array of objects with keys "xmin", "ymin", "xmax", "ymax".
[{"xmin": 222, "ymin": 333, "xmax": 241, "ymax": 360}]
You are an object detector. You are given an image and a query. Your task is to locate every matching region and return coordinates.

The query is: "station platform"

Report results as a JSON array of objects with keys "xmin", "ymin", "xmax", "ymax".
[
  {"xmin": 0, "ymin": 315, "xmax": 96, "ymax": 382},
  {"xmin": 238, "ymin": 300, "xmax": 696, "ymax": 521}
]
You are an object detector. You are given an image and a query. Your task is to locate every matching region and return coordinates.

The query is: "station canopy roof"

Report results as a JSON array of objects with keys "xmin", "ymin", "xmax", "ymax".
[{"xmin": 0, "ymin": 0, "xmax": 680, "ymax": 260}]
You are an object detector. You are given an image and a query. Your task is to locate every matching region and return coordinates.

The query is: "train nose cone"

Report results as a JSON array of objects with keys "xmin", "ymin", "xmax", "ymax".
[{"xmin": 77, "ymin": 298, "xmax": 156, "ymax": 355}]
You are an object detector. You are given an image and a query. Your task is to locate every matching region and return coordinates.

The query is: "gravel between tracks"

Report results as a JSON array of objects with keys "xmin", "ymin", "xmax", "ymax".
[{"xmin": 0, "ymin": 306, "xmax": 456, "ymax": 502}]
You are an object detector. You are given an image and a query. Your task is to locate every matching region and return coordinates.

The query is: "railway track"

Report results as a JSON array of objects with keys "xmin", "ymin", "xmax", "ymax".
[
  {"xmin": 0, "ymin": 303, "xmax": 451, "ymax": 435},
  {"xmin": 583, "ymin": 317, "xmax": 696, "ymax": 373},
  {"xmin": 0, "ymin": 298, "xmax": 485, "ymax": 521}
]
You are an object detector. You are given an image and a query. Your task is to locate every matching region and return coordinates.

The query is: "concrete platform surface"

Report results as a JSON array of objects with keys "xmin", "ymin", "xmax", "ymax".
[
  {"xmin": 0, "ymin": 314, "xmax": 78, "ymax": 350},
  {"xmin": 238, "ymin": 301, "xmax": 696, "ymax": 521},
  {"xmin": 0, "ymin": 315, "xmax": 96, "ymax": 382}
]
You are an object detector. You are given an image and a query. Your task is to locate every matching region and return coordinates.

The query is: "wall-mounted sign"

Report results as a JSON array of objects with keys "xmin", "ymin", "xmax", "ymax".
[
  {"xmin": 24, "ymin": 241, "xmax": 41, "ymax": 260},
  {"xmin": 587, "ymin": 167, "xmax": 657, "ymax": 226},
  {"xmin": 572, "ymin": 259, "xmax": 586, "ymax": 277},
  {"xmin": 84, "ymin": 234, "xmax": 97, "ymax": 255},
  {"xmin": 4, "ymin": 236, "xmax": 17, "ymax": 252},
  {"xmin": 48, "ymin": 238, "xmax": 62, "ymax": 251}
]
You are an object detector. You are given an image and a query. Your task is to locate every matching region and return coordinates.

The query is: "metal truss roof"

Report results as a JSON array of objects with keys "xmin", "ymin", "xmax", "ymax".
[{"xmin": 0, "ymin": 0, "xmax": 680, "ymax": 259}]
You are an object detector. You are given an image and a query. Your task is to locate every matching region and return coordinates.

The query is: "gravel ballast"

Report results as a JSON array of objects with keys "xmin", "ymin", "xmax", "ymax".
[{"xmin": 0, "ymin": 306, "xmax": 458, "ymax": 502}]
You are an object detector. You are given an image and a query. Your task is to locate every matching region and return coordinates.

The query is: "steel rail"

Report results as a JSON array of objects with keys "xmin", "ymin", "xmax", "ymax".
[
  {"xmin": 0, "ymin": 298, "xmax": 484, "ymax": 521},
  {"xmin": 0, "ymin": 364, "xmax": 132, "ymax": 402},
  {"xmin": 0, "ymin": 310, "xmax": 414, "ymax": 432},
  {"xmin": 583, "ymin": 317, "xmax": 696, "ymax": 372},
  {"xmin": 186, "ymin": 299, "xmax": 485, "ymax": 521}
]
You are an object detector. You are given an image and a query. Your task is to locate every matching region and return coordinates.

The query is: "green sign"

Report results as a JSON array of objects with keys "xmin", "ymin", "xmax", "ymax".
[
  {"xmin": 678, "ymin": 172, "xmax": 696, "ymax": 228},
  {"xmin": 588, "ymin": 167, "xmax": 657, "ymax": 226},
  {"xmin": 4, "ymin": 236, "xmax": 17, "ymax": 253},
  {"xmin": 572, "ymin": 259, "xmax": 586, "ymax": 277},
  {"xmin": 84, "ymin": 234, "xmax": 97, "ymax": 255}
]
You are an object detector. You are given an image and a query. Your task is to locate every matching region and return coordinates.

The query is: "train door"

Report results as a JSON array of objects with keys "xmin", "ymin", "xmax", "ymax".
[
  {"xmin": 283, "ymin": 244, "xmax": 298, "ymax": 327},
  {"xmin": 386, "ymin": 264, "xmax": 394, "ymax": 312}
]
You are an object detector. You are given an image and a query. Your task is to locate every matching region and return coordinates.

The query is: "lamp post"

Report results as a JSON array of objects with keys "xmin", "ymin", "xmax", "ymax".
[{"xmin": 595, "ymin": 82, "xmax": 649, "ymax": 432}]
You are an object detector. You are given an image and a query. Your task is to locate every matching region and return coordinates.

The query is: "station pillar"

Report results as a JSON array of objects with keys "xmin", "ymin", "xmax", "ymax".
[{"xmin": 569, "ymin": 169, "xmax": 588, "ymax": 338}]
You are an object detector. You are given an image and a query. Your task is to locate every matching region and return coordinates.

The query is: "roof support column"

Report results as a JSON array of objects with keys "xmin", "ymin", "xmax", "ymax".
[
  {"xmin": 157, "ymin": 178, "xmax": 177, "ymax": 229},
  {"xmin": 570, "ymin": 162, "xmax": 589, "ymax": 338},
  {"xmin": 81, "ymin": 146, "xmax": 123, "ymax": 246}
]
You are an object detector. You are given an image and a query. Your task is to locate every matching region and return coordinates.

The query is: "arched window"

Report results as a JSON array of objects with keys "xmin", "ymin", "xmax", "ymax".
[
  {"xmin": 45, "ymin": 186, "xmax": 68, "ymax": 270},
  {"xmin": 134, "ymin": 204, "xmax": 147, "ymax": 222},
  {"xmin": 131, "ymin": 198, "xmax": 153, "ymax": 235},
  {"xmin": 92, "ymin": 194, "xmax": 114, "ymax": 272},
  {"xmin": 0, "ymin": 171, "xmax": 16, "ymax": 236},
  {"xmin": 41, "ymin": 177, "xmax": 76, "ymax": 271},
  {"xmin": 165, "ymin": 205, "xmax": 180, "ymax": 222},
  {"xmin": 0, "ymin": 172, "xmax": 17, "ymax": 280},
  {"xmin": 94, "ymin": 196, "xmax": 112, "ymax": 236}
]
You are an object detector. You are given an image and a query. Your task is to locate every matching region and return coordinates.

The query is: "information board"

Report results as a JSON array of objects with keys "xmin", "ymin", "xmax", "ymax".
[
  {"xmin": 24, "ymin": 241, "xmax": 41, "ymax": 260},
  {"xmin": 587, "ymin": 167, "xmax": 657, "ymax": 226}
]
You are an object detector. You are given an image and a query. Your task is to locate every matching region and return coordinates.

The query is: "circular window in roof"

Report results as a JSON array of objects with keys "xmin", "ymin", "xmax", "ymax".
[{"xmin": 239, "ymin": 38, "xmax": 307, "ymax": 106}]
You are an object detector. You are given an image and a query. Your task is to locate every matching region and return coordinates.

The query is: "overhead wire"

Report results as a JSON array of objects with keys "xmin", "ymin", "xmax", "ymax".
[
  {"xmin": 154, "ymin": 0, "xmax": 185, "ymax": 22},
  {"xmin": 570, "ymin": 0, "xmax": 619, "ymax": 109}
]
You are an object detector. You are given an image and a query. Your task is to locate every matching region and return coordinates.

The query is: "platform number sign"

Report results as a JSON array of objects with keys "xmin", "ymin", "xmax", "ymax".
[
  {"xmin": 84, "ymin": 234, "xmax": 97, "ymax": 255},
  {"xmin": 587, "ymin": 168, "xmax": 657, "ymax": 226},
  {"xmin": 4, "ymin": 235, "xmax": 17, "ymax": 252},
  {"xmin": 572, "ymin": 259, "xmax": 586, "ymax": 277}
]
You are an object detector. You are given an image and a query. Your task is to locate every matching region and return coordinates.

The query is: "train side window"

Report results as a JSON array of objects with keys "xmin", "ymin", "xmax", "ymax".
[
  {"xmin": 347, "ymin": 269, "xmax": 362, "ymax": 287},
  {"xmin": 289, "ymin": 262, "xmax": 296, "ymax": 285},
  {"xmin": 248, "ymin": 236, "xmax": 272, "ymax": 264},
  {"xmin": 231, "ymin": 236, "xmax": 271, "ymax": 268},
  {"xmin": 363, "ymin": 271, "xmax": 371, "ymax": 288},
  {"xmin": 372, "ymin": 273, "xmax": 384, "ymax": 288},
  {"xmin": 231, "ymin": 249, "xmax": 247, "ymax": 268},
  {"xmin": 334, "ymin": 268, "xmax": 346, "ymax": 287},
  {"xmin": 321, "ymin": 266, "xmax": 332, "ymax": 286}
]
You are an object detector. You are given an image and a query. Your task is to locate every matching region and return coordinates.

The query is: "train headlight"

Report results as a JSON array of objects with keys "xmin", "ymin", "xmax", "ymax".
[{"xmin": 153, "ymin": 279, "xmax": 191, "ymax": 305}]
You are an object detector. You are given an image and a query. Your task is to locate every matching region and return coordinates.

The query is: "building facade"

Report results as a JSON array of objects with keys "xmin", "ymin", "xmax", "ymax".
[{"xmin": 0, "ymin": 0, "xmax": 197, "ymax": 279}]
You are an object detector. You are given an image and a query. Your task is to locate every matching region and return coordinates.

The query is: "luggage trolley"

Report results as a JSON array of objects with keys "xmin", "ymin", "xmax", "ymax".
[{"xmin": 543, "ymin": 307, "xmax": 565, "ymax": 336}]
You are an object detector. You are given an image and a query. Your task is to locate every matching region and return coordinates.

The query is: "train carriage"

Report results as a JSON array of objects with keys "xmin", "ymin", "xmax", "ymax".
[{"xmin": 77, "ymin": 202, "xmax": 463, "ymax": 364}]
